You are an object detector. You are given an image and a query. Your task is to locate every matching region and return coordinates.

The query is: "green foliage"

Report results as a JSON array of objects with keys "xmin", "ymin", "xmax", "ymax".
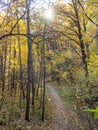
[{"xmin": 87, "ymin": 107, "xmax": 98, "ymax": 119}]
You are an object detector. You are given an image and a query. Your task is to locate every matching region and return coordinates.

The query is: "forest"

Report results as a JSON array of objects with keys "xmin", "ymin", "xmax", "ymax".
[{"xmin": 0, "ymin": 0, "xmax": 98, "ymax": 130}]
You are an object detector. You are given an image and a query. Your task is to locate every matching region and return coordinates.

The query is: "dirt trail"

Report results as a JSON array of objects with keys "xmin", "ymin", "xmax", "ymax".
[{"xmin": 47, "ymin": 85, "xmax": 75, "ymax": 130}]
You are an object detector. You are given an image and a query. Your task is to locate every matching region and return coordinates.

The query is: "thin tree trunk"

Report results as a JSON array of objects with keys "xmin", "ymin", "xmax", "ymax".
[
  {"xmin": 8, "ymin": 38, "xmax": 11, "ymax": 90},
  {"xmin": 42, "ymin": 22, "xmax": 46, "ymax": 121},
  {"xmin": 2, "ymin": 37, "xmax": 7, "ymax": 94},
  {"xmin": 16, "ymin": 1, "xmax": 25, "ymax": 109}
]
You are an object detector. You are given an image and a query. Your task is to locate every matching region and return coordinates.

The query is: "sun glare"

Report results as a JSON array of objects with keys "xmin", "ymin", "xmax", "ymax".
[{"xmin": 44, "ymin": 8, "xmax": 54, "ymax": 20}]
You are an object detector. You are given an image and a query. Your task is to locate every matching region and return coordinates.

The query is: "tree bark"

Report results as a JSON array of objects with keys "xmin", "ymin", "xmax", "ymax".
[
  {"xmin": 25, "ymin": 0, "xmax": 34, "ymax": 121},
  {"xmin": 72, "ymin": 0, "xmax": 88, "ymax": 78}
]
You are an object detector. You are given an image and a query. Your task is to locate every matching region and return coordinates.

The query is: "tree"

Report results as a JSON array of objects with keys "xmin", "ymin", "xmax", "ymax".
[{"xmin": 25, "ymin": 0, "xmax": 34, "ymax": 121}]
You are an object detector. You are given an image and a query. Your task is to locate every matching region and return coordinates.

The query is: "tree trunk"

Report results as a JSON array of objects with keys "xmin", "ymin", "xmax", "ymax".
[
  {"xmin": 25, "ymin": 0, "xmax": 34, "ymax": 121},
  {"xmin": 42, "ymin": 22, "xmax": 46, "ymax": 121},
  {"xmin": 72, "ymin": 0, "xmax": 88, "ymax": 78}
]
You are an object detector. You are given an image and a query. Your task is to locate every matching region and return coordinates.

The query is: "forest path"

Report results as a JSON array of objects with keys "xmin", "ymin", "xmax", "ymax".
[{"xmin": 47, "ymin": 85, "xmax": 75, "ymax": 130}]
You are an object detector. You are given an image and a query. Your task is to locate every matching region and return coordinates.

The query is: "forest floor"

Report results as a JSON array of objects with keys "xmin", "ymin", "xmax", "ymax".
[
  {"xmin": 0, "ymin": 84, "xmax": 76, "ymax": 130},
  {"xmin": 47, "ymin": 84, "xmax": 76, "ymax": 130},
  {"xmin": 48, "ymin": 84, "xmax": 98, "ymax": 130},
  {"xmin": 0, "ymin": 83, "xmax": 97, "ymax": 130}
]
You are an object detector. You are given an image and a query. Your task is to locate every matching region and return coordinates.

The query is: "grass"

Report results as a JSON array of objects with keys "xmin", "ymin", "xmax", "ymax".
[{"xmin": 56, "ymin": 86, "xmax": 76, "ymax": 106}]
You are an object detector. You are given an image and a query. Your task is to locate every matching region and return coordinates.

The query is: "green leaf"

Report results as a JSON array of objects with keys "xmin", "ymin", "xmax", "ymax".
[
  {"xmin": 86, "ymin": 107, "xmax": 98, "ymax": 119},
  {"xmin": 94, "ymin": 112, "xmax": 98, "ymax": 119},
  {"xmin": 86, "ymin": 109, "xmax": 96, "ymax": 113}
]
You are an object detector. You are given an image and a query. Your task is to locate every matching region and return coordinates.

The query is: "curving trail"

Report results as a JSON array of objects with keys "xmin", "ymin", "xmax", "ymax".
[{"xmin": 47, "ymin": 85, "xmax": 75, "ymax": 130}]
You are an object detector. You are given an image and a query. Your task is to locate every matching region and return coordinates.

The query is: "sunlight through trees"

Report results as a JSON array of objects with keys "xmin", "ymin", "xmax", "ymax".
[{"xmin": 0, "ymin": 0, "xmax": 98, "ymax": 129}]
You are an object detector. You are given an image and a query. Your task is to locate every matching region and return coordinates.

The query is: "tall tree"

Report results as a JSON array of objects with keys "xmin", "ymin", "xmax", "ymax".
[{"xmin": 25, "ymin": 0, "xmax": 34, "ymax": 121}]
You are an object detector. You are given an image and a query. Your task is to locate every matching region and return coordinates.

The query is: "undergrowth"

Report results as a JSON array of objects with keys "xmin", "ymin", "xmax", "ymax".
[
  {"xmin": 0, "ymin": 88, "xmax": 53, "ymax": 130},
  {"xmin": 55, "ymin": 85, "xmax": 98, "ymax": 130}
]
